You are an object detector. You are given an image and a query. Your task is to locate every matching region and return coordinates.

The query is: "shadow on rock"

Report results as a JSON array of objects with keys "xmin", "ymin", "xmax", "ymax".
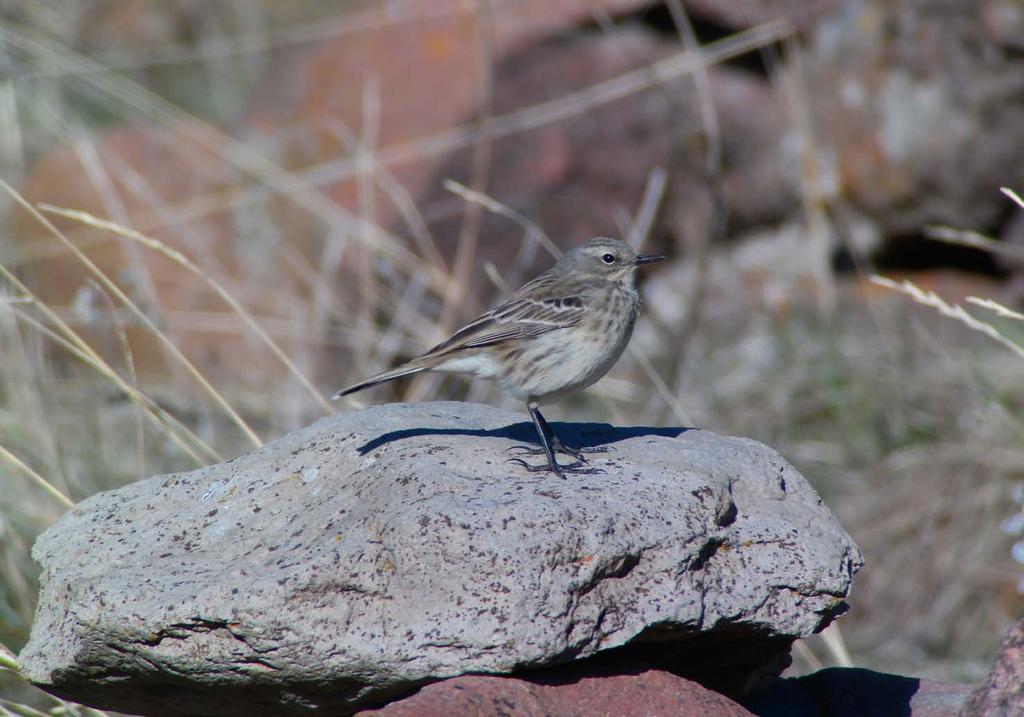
[
  {"xmin": 358, "ymin": 421, "xmax": 691, "ymax": 455},
  {"xmin": 744, "ymin": 667, "xmax": 973, "ymax": 717}
]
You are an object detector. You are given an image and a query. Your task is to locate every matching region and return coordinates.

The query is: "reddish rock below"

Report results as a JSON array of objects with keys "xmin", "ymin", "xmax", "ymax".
[
  {"xmin": 354, "ymin": 666, "xmax": 975, "ymax": 717},
  {"xmin": 356, "ymin": 671, "xmax": 756, "ymax": 717},
  {"xmin": 961, "ymin": 619, "xmax": 1024, "ymax": 717}
]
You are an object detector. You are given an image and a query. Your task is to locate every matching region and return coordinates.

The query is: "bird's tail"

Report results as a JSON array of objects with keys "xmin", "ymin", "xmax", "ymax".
[{"xmin": 332, "ymin": 362, "xmax": 429, "ymax": 400}]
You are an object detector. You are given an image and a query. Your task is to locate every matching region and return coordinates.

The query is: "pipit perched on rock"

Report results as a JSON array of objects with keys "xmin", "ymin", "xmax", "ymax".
[{"xmin": 334, "ymin": 237, "xmax": 665, "ymax": 478}]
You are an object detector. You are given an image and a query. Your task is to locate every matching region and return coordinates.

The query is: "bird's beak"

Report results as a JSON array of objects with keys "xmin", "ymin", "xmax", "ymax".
[{"xmin": 634, "ymin": 254, "xmax": 666, "ymax": 266}]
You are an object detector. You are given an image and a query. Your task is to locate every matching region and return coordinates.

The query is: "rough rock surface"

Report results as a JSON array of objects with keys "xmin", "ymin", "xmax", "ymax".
[
  {"xmin": 20, "ymin": 402, "xmax": 861, "ymax": 716},
  {"xmin": 961, "ymin": 618, "xmax": 1024, "ymax": 717}
]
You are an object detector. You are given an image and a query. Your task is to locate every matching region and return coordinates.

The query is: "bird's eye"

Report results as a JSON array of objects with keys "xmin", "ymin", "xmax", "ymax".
[{"xmin": 601, "ymin": 253, "xmax": 616, "ymax": 264}]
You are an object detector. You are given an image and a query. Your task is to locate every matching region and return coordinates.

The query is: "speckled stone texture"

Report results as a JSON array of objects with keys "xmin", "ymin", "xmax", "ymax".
[
  {"xmin": 19, "ymin": 402, "xmax": 861, "ymax": 716},
  {"xmin": 961, "ymin": 619, "xmax": 1024, "ymax": 717}
]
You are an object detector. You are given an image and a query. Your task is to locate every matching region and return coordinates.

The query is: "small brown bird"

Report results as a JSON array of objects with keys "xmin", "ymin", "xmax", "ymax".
[{"xmin": 334, "ymin": 237, "xmax": 665, "ymax": 478}]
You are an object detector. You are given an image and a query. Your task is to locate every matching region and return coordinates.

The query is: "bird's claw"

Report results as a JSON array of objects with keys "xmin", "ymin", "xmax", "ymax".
[
  {"xmin": 506, "ymin": 444, "xmax": 584, "ymax": 463},
  {"xmin": 555, "ymin": 444, "xmax": 610, "ymax": 461},
  {"xmin": 505, "ymin": 445, "xmax": 543, "ymax": 455},
  {"xmin": 506, "ymin": 456, "xmax": 605, "ymax": 479},
  {"xmin": 505, "ymin": 443, "xmax": 610, "ymax": 462}
]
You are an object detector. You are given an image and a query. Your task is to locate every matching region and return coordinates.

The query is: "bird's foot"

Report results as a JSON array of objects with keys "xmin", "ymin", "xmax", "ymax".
[
  {"xmin": 506, "ymin": 441, "xmax": 609, "ymax": 463},
  {"xmin": 506, "ymin": 456, "xmax": 604, "ymax": 480}
]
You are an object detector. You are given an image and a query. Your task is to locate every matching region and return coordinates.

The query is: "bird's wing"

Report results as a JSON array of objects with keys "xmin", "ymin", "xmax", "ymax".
[{"xmin": 424, "ymin": 293, "xmax": 586, "ymax": 356}]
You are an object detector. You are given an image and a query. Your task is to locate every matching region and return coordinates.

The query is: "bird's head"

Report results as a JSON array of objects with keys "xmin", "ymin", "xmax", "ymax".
[{"xmin": 556, "ymin": 237, "xmax": 665, "ymax": 284}]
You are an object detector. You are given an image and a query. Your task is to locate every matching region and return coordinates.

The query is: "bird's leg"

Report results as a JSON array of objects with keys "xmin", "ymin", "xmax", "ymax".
[
  {"xmin": 507, "ymin": 404, "xmax": 602, "ymax": 478},
  {"xmin": 506, "ymin": 406, "xmax": 609, "ymax": 462}
]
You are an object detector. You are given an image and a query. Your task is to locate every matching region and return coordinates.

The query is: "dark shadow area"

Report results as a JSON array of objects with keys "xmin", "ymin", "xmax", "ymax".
[
  {"xmin": 636, "ymin": 4, "xmax": 776, "ymax": 77},
  {"xmin": 870, "ymin": 232, "xmax": 1009, "ymax": 277},
  {"xmin": 744, "ymin": 668, "xmax": 931, "ymax": 717},
  {"xmin": 509, "ymin": 625, "xmax": 793, "ymax": 698},
  {"xmin": 358, "ymin": 422, "xmax": 690, "ymax": 455},
  {"xmin": 570, "ymin": 2, "xmax": 781, "ymax": 78},
  {"xmin": 40, "ymin": 672, "xmax": 379, "ymax": 717}
]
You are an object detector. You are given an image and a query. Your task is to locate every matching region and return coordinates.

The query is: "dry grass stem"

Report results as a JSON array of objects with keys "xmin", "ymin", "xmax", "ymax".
[
  {"xmin": 0, "ymin": 641, "xmax": 111, "ymax": 716},
  {"xmin": 663, "ymin": 0, "xmax": 722, "ymax": 174},
  {"xmin": 624, "ymin": 167, "xmax": 690, "ymax": 426},
  {"xmin": 482, "ymin": 262, "xmax": 511, "ymax": 294},
  {"xmin": 1001, "ymin": 186, "xmax": 1024, "ymax": 210},
  {"xmin": 442, "ymin": 179, "xmax": 559, "ymax": 257},
  {"xmin": 626, "ymin": 344, "xmax": 692, "ymax": 425},
  {"xmin": 1, "ymin": 238, "xmax": 219, "ymax": 466},
  {"xmin": 626, "ymin": 167, "xmax": 668, "ymax": 252},
  {"xmin": 7, "ymin": 305, "xmax": 218, "ymax": 465},
  {"xmin": 793, "ymin": 639, "xmax": 824, "ymax": 672},
  {"xmin": 84, "ymin": 278, "xmax": 147, "ymax": 477},
  {"xmin": 870, "ymin": 275, "xmax": 1024, "ymax": 361},
  {"xmin": 924, "ymin": 225, "xmax": 1024, "ymax": 262},
  {"xmin": 37, "ymin": 204, "xmax": 335, "ymax": 414},
  {"xmin": 0, "ymin": 699, "xmax": 43, "ymax": 716},
  {"xmin": 70, "ymin": 135, "xmax": 165, "ymax": 325},
  {"xmin": 320, "ymin": 116, "xmax": 446, "ymax": 272},
  {"xmin": 436, "ymin": 1, "xmax": 496, "ymax": 350},
  {"xmin": 353, "ymin": 79, "xmax": 383, "ymax": 378},
  {"xmin": 966, "ymin": 297, "xmax": 1024, "ymax": 322},
  {"xmin": 1, "ymin": 180, "xmax": 264, "ymax": 447},
  {"xmin": 0, "ymin": 645, "xmax": 17, "ymax": 673},
  {"xmin": 820, "ymin": 622, "xmax": 853, "ymax": 667},
  {"xmin": 780, "ymin": 39, "xmax": 837, "ymax": 314},
  {"xmin": 0, "ymin": 443, "xmax": 73, "ymax": 509},
  {"xmin": 0, "ymin": 81, "xmax": 24, "ymax": 181}
]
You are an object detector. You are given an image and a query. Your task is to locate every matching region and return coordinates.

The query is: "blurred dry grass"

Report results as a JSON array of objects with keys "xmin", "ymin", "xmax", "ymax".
[{"xmin": 1, "ymin": 2, "xmax": 1023, "ymax": 713}]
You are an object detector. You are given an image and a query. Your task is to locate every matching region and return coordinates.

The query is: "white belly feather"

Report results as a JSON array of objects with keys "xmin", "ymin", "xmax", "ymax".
[{"xmin": 429, "ymin": 284, "xmax": 639, "ymax": 404}]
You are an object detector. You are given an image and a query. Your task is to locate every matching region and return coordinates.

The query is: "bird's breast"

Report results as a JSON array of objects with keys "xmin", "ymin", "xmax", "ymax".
[{"xmin": 496, "ymin": 284, "xmax": 640, "ymax": 403}]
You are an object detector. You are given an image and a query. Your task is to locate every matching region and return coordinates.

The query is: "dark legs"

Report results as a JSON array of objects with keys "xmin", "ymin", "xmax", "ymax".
[{"xmin": 507, "ymin": 403, "xmax": 607, "ymax": 479}]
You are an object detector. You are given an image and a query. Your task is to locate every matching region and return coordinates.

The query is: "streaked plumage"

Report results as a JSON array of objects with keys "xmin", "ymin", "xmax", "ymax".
[{"xmin": 335, "ymin": 237, "xmax": 664, "ymax": 478}]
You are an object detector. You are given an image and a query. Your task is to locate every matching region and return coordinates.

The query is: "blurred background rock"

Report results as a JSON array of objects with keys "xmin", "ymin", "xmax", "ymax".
[{"xmin": 1, "ymin": 0, "xmax": 1023, "ymax": 711}]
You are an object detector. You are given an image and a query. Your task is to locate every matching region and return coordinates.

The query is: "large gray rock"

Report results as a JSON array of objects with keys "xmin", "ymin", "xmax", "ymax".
[{"xmin": 20, "ymin": 402, "xmax": 862, "ymax": 716}]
